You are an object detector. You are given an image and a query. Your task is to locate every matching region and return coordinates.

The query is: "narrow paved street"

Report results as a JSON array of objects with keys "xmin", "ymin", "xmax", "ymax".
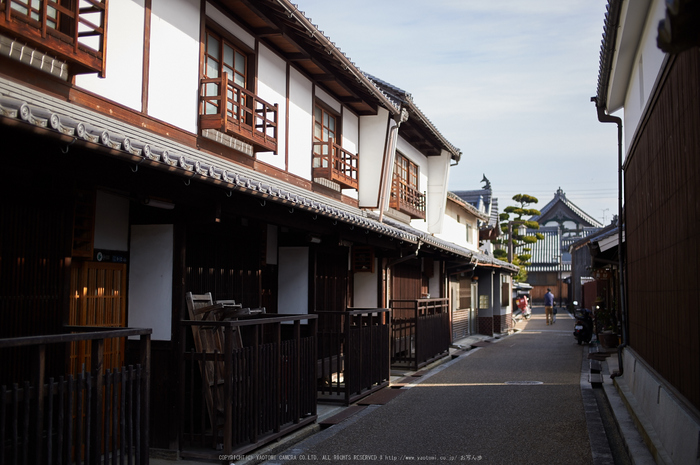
[{"xmin": 262, "ymin": 307, "xmax": 608, "ymax": 465}]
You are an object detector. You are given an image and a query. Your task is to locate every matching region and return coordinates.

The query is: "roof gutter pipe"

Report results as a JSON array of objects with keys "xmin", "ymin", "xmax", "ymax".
[{"xmin": 592, "ymin": 97, "xmax": 627, "ymax": 379}]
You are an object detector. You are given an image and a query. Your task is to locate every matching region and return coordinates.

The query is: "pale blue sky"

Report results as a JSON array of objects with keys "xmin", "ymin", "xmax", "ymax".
[{"xmin": 296, "ymin": 0, "xmax": 619, "ymax": 225}]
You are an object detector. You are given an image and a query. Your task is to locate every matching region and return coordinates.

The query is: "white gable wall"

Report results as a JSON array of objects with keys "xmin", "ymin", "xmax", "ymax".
[
  {"xmin": 438, "ymin": 201, "xmax": 480, "ymax": 251},
  {"xmin": 608, "ymin": 0, "xmax": 666, "ymax": 156},
  {"xmin": 426, "ymin": 150, "xmax": 451, "ymax": 234},
  {"xmin": 359, "ymin": 108, "xmax": 391, "ymax": 208}
]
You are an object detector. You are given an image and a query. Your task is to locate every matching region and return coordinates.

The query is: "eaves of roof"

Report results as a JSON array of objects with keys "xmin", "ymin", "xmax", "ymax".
[
  {"xmin": 379, "ymin": 215, "xmax": 518, "ymax": 272},
  {"xmin": 1, "ymin": 78, "xmax": 492, "ymax": 266},
  {"xmin": 595, "ymin": 0, "xmax": 623, "ymax": 111},
  {"xmin": 250, "ymin": 0, "xmax": 402, "ymax": 117},
  {"xmin": 0, "ymin": 78, "xmax": 415, "ymax": 240},
  {"xmin": 446, "ymin": 192, "xmax": 490, "ymax": 222},
  {"xmin": 366, "ymin": 74, "xmax": 462, "ymax": 161}
]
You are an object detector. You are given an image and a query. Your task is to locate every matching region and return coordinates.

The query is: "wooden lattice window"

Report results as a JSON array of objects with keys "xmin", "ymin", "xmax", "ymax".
[
  {"xmin": 313, "ymin": 104, "xmax": 337, "ymax": 165},
  {"xmin": 69, "ymin": 261, "xmax": 127, "ymax": 374},
  {"xmin": 203, "ymin": 29, "xmax": 248, "ymax": 118},
  {"xmin": 395, "ymin": 153, "xmax": 418, "ymax": 190}
]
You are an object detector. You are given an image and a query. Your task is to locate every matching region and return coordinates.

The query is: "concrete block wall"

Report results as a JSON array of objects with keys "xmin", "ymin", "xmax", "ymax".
[{"xmin": 619, "ymin": 348, "xmax": 700, "ymax": 465}]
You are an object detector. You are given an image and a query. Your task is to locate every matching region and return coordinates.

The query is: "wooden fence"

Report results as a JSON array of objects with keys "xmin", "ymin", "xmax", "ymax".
[
  {"xmin": 180, "ymin": 314, "xmax": 317, "ymax": 460},
  {"xmin": 316, "ymin": 309, "xmax": 390, "ymax": 405},
  {"xmin": 390, "ymin": 299, "xmax": 450, "ymax": 370},
  {"xmin": 0, "ymin": 327, "xmax": 152, "ymax": 465}
]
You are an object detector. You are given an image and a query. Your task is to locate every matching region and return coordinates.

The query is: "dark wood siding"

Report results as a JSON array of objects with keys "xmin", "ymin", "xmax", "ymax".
[
  {"xmin": 0, "ymin": 173, "xmax": 73, "ymax": 384},
  {"xmin": 391, "ymin": 261, "xmax": 422, "ymax": 300},
  {"xmin": 624, "ymin": 49, "xmax": 700, "ymax": 410}
]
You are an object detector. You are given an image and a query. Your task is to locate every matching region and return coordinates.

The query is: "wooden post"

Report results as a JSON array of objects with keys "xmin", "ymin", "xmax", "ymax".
[
  {"xmin": 32, "ymin": 344, "xmax": 46, "ymax": 464},
  {"xmin": 139, "ymin": 334, "xmax": 151, "ymax": 465},
  {"xmin": 220, "ymin": 73, "xmax": 229, "ymax": 133},
  {"xmin": 90, "ymin": 338, "xmax": 104, "ymax": 465},
  {"xmin": 223, "ymin": 325, "xmax": 233, "ymax": 453}
]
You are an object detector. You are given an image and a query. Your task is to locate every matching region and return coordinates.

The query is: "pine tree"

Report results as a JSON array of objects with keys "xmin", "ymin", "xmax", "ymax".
[{"xmin": 493, "ymin": 194, "xmax": 545, "ymax": 281}]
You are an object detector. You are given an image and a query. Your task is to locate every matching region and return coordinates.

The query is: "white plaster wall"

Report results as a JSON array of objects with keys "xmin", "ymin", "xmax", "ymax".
[
  {"xmin": 288, "ymin": 68, "xmax": 313, "ymax": 180},
  {"xmin": 278, "ymin": 247, "xmax": 309, "ymax": 315},
  {"xmin": 147, "ymin": 0, "xmax": 201, "ymax": 133},
  {"xmin": 256, "ymin": 44, "xmax": 287, "ymax": 167},
  {"xmin": 94, "ymin": 191, "xmax": 129, "ymax": 251},
  {"xmin": 206, "ymin": 2, "xmax": 255, "ymax": 49},
  {"xmin": 315, "ymin": 86, "xmax": 341, "ymax": 114},
  {"xmin": 75, "ymin": 0, "xmax": 145, "ymax": 110},
  {"xmin": 128, "ymin": 224, "xmax": 173, "ymax": 341},
  {"xmin": 426, "ymin": 150, "xmax": 451, "ymax": 234},
  {"xmin": 620, "ymin": 0, "xmax": 666, "ymax": 156},
  {"xmin": 359, "ymin": 108, "xmax": 391, "ymax": 208},
  {"xmin": 353, "ymin": 262, "xmax": 379, "ymax": 308},
  {"xmin": 439, "ymin": 201, "xmax": 466, "ymax": 247}
]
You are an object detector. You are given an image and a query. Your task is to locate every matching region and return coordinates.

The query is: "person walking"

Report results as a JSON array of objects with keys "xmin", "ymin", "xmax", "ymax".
[{"xmin": 544, "ymin": 288, "xmax": 554, "ymax": 325}]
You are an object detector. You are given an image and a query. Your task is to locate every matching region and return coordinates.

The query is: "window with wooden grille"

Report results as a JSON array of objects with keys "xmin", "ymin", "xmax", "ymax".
[
  {"xmin": 390, "ymin": 152, "xmax": 425, "ymax": 219},
  {"xmin": 203, "ymin": 30, "xmax": 248, "ymax": 118},
  {"xmin": 311, "ymin": 103, "xmax": 359, "ymax": 189},
  {"xmin": 313, "ymin": 104, "xmax": 337, "ymax": 160},
  {"xmin": 395, "ymin": 153, "xmax": 418, "ymax": 190}
]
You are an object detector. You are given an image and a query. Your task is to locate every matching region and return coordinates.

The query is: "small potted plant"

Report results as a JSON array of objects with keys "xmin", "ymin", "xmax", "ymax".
[{"xmin": 594, "ymin": 302, "xmax": 618, "ymax": 348}]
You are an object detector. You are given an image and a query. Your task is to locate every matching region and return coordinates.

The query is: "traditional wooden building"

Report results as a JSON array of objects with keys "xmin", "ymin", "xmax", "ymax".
[
  {"xmin": 449, "ymin": 185, "xmax": 519, "ymax": 337},
  {"xmin": 0, "ymin": 0, "xmax": 494, "ymax": 461},
  {"xmin": 593, "ymin": 0, "xmax": 700, "ymax": 463},
  {"xmin": 527, "ymin": 188, "xmax": 602, "ymax": 303}
]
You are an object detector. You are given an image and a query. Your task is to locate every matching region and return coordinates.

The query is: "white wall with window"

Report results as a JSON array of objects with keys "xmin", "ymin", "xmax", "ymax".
[{"xmin": 438, "ymin": 198, "xmax": 480, "ymax": 251}]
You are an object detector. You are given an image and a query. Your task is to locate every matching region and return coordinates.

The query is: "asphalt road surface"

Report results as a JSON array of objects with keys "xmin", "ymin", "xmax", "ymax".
[{"xmin": 262, "ymin": 307, "xmax": 617, "ymax": 465}]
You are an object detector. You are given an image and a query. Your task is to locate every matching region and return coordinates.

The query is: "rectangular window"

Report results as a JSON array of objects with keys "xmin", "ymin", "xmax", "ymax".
[
  {"xmin": 203, "ymin": 29, "xmax": 248, "ymax": 118},
  {"xmin": 395, "ymin": 153, "xmax": 418, "ymax": 189},
  {"xmin": 313, "ymin": 104, "xmax": 337, "ymax": 167}
]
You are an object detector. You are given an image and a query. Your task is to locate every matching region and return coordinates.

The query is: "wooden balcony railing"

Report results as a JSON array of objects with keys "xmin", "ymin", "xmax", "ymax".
[
  {"xmin": 199, "ymin": 73, "xmax": 278, "ymax": 153},
  {"xmin": 316, "ymin": 309, "xmax": 390, "ymax": 405},
  {"xmin": 0, "ymin": 326, "xmax": 151, "ymax": 465},
  {"xmin": 180, "ymin": 314, "xmax": 317, "ymax": 460},
  {"xmin": 390, "ymin": 298, "xmax": 450, "ymax": 370},
  {"xmin": 390, "ymin": 177, "xmax": 426, "ymax": 219},
  {"xmin": 0, "ymin": 0, "xmax": 108, "ymax": 76},
  {"xmin": 312, "ymin": 138, "xmax": 359, "ymax": 190}
]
